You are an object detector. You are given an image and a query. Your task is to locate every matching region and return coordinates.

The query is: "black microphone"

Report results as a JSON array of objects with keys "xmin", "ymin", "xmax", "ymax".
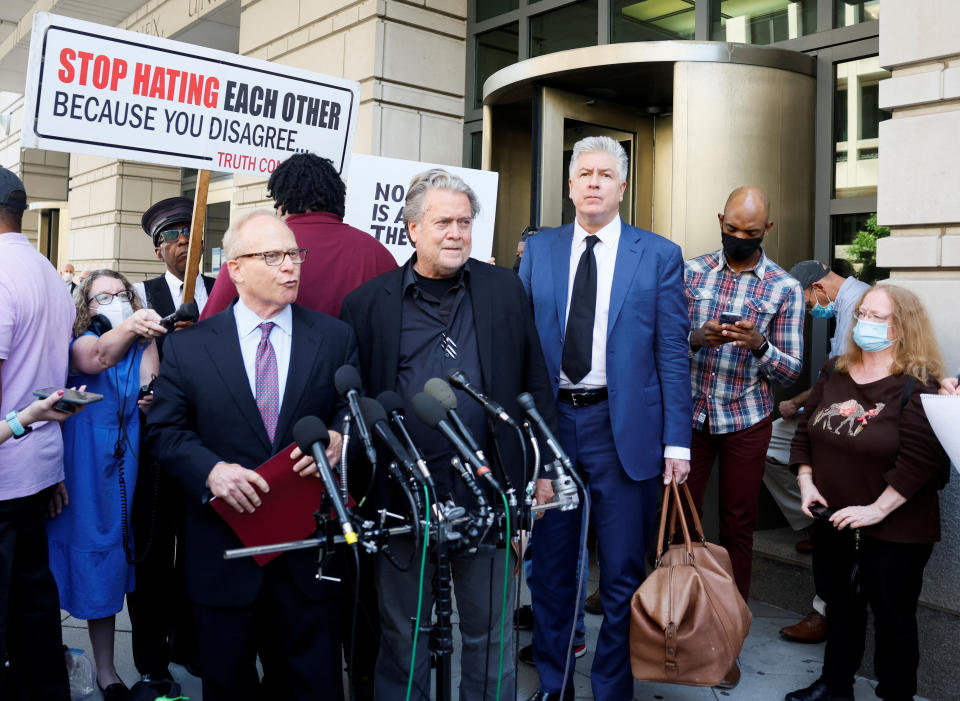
[
  {"xmin": 158, "ymin": 301, "xmax": 199, "ymax": 331},
  {"xmin": 517, "ymin": 392, "xmax": 579, "ymax": 510},
  {"xmin": 412, "ymin": 391, "xmax": 503, "ymax": 494},
  {"xmin": 334, "ymin": 365, "xmax": 377, "ymax": 467},
  {"xmin": 447, "ymin": 368, "xmax": 517, "ymax": 427},
  {"xmin": 292, "ymin": 416, "xmax": 357, "ymax": 546},
  {"xmin": 424, "ymin": 378, "xmax": 483, "ymax": 457},
  {"xmin": 358, "ymin": 397, "xmax": 434, "ymax": 489},
  {"xmin": 377, "ymin": 391, "xmax": 425, "ymax": 463}
]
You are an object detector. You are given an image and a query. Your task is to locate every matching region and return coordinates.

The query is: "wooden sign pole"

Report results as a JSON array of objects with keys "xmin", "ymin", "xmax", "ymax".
[{"xmin": 181, "ymin": 169, "xmax": 211, "ymax": 305}]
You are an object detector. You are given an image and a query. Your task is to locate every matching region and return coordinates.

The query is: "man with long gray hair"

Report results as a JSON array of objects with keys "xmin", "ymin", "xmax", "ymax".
[{"xmin": 341, "ymin": 168, "xmax": 558, "ymax": 700}]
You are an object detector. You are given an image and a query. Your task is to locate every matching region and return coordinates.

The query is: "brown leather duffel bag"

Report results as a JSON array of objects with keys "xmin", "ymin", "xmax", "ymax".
[{"xmin": 629, "ymin": 481, "xmax": 751, "ymax": 686}]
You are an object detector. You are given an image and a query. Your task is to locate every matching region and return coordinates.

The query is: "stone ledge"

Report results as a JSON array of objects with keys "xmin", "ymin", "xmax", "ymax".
[
  {"xmin": 880, "ymin": 70, "xmax": 942, "ymax": 110},
  {"xmin": 876, "ymin": 234, "xmax": 940, "ymax": 267}
]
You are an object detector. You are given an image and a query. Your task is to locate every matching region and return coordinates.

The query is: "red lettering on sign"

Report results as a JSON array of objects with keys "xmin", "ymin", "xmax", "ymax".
[{"xmin": 58, "ymin": 48, "xmax": 76, "ymax": 83}]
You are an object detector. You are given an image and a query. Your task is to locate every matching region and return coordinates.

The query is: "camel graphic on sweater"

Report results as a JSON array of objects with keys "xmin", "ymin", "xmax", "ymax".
[{"xmin": 812, "ymin": 399, "xmax": 886, "ymax": 436}]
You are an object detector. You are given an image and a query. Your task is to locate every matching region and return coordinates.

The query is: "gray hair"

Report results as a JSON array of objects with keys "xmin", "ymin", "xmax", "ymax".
[
  {"xmin": 222, "ymin": 209, "xmax": 292, "ymax": 259},
  {"xmin": 403, "ymin": 168, "xmax": 480, "ymax": 228},
  {"xmin": 568, "ymin": 136, "xmax": 629, "ymax": 183}
]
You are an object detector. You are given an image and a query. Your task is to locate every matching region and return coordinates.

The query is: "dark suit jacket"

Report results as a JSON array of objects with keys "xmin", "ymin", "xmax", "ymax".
[
  {"xmin": 339, "ymin": 259, "xmax": 559, "ymax": 495},
  {"xmin": 146, "ymin": 302, "xmax": 358, "ymax": 607},
  {"xmin": 143, "ymin": 273, "xmax": 216, "ymax": 357}
]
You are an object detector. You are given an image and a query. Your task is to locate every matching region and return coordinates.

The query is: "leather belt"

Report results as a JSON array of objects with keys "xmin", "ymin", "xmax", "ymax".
[{"xmin": 557, "ymin": 387, "xmax": 608, "ymax": 408}]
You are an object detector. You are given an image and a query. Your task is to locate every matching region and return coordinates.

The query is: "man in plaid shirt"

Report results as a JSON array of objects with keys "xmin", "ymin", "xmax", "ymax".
[{"xmin": 684, "ymin": 186, "xmax": 804, "ymax": 612}]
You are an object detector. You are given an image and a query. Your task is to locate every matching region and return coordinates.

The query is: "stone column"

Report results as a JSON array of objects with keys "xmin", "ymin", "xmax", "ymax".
[
  {"xmin": 875, "ymin": 0, "xmax": 960, "ymax": 628},
  {"xmin": 232, "ymin": 0, "xmax": 467, "ymax": 212},
  {"xmin": 877, "ymin": 0, "xmax": 960, "ymax": 374}
]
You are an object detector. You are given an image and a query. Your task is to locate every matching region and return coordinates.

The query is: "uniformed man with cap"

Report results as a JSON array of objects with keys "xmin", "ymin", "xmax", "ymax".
[
  {"xmin": 132, "ymin": 197, "xmax": 215, "ymax": 349},
  {"xmin": 127, "ymin": 196, "xmax": 212, "ymax": 683}
]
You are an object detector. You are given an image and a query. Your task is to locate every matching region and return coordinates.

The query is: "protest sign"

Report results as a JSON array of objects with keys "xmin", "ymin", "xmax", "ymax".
[
  {"xmin": 21, "ymin": 12, "xmax": 359, "ymax": 176},
  {"xmin": 343, "ymin": 154, "xmax": 499, "ymax": 265}
]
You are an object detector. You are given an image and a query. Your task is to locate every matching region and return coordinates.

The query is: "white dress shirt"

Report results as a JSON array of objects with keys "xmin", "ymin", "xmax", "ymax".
[
  {"xmin": 233, "ymin": 299, "xmax": 293, "ymax": 410},
  {"xmin": 561, "ymin": 214, "xmax": 689, "ymax": 461},
  {"xmin": 133, "ymin": 270, "xmax": 209, "ymax": 314}
]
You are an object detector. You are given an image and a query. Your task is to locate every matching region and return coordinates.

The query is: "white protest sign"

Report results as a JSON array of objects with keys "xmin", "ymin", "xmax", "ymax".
[
  {"xmin": 21, "ymin": 12, "xmax": 359, "ymax": 177},
  {"xmin": 343, "ymin": 154, "xmax": 499, "ymax": 265}
]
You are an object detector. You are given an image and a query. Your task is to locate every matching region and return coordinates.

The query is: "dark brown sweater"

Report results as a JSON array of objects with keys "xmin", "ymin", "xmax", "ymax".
[{"xmin": 790, "ymin": 366, "xmax": 945, "ymax": 543}]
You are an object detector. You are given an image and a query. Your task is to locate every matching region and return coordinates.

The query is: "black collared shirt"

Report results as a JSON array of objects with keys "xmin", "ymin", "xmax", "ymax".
[{"xmin": 396, "ymin": 256, "xmax": 487, "ymax": 503}]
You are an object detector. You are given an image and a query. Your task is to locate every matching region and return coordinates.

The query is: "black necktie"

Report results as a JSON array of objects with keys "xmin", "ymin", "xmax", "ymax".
[{"xmin": 562, "ymin": 235, "xmax": 599, "ymax": 385}]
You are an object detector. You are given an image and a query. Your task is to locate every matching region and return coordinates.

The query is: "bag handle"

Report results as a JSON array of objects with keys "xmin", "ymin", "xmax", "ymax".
[
  {"xmin": 665, "ymin": 482, "xmax": 707, "ymax": 546},
  {"xmin": 655, "ymin": 481, "xmax": 694, "ymax": 566}
]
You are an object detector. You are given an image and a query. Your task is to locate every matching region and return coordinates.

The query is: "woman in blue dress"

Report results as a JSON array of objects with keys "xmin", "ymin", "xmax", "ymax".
[{"xmin": 47, "ymin": 270, "xmax": 165, "ymax": 700}]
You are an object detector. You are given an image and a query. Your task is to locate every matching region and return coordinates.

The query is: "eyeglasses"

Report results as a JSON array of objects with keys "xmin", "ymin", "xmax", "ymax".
[
  {"xmin": 155, "ymin": 226, "xmax": 191, "ymax": 245},
  {"xmin": 88, "ymin": 290, "xmax": 134, "ymax": 305},
  {"xmin": 234, "ymin": 248, "xmax": 308, "ymax": 266},
  {"xmin": 856, "ymin": 309, "xmax": 891, "ymax": 323}
]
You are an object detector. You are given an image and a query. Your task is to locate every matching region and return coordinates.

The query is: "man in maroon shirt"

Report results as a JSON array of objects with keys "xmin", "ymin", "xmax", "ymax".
[{"xmin": 202, "ymin": 153, "xmax": 396, "ymax": 320}]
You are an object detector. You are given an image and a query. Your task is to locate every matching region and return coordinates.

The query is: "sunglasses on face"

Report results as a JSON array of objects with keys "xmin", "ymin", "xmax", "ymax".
[
  {"xmin": 88, "ymin": 290, "xmax": 134, "ymax": 305},
  {"xmin": 155, "ymin": 225, "xmax": 191, "ymax": 245}
]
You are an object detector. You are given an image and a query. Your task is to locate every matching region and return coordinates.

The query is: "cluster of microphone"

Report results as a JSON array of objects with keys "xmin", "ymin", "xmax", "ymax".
[{"xmin": 291, "ymin": 366, "xmax": 581, "ymax": 551}]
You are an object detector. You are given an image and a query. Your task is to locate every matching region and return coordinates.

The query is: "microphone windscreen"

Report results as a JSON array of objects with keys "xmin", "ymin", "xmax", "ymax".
[
  {"xmin": 376, "ymin": 390, "xmax": 406, "ymax": 415},
  {"xmin": 358, "ymin": 396, "xmax": 388, "ymax": 426},
  {"xmin": 424, "ymin": 377, "xmax": 457, "ymax": 410},
  {"xmin": 334, "ymin": 365, "xmax": 363, "ymax": 397},
  {"xmin": 516, "ymin": 392, "xmax": 535, "ymax": 411},
  {"xmin": 446, "ymin": 367, "xmax": 469, "ymax": 390},
  {"xmin": 412, "ymin": 392, "xmax": 447, "ymax": 429},
  {"xmin": 175, "ymin": 301, "xmax": 199, "ymax": 323},
  {"xmin": 293, "ymin": 415, "xmax": 329, "ymax": 454}
]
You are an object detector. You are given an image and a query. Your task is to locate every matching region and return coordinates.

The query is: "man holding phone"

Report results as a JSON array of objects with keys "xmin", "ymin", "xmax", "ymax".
[
  {"xmin": 0, "ymin": 166, "xmax": 75, "ymax": 699},
  {"xmin": 683, "ymin": 186, "xmax": 804, "ymax": 640}
]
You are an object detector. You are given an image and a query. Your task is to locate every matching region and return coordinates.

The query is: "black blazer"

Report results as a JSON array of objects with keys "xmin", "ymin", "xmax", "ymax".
[
  {"xmin": 340, "ymin": 260, "xmax": 559, "ymax": 494},
  {"xmin": 146, "ymin": 302, "xmax": 357, "ymax": 607},
  {"xmin": 143, "ymin": 273, "xmax": 216, "ymax": 356}
]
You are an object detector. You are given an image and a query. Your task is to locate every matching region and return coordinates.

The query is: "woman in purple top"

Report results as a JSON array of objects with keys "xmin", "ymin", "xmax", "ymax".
[
  {"xmin": 46, "ymin": 270, "xmax": 165, "ymax": 700},
  {"xmin": 786, "ymin": 285, "xmax": 947, "ymax": 701}
]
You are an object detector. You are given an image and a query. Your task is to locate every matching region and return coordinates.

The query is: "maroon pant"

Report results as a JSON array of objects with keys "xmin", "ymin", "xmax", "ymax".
[{"xmin": 685, "ymin": 415, "xmax": 773, "ymax": 601}]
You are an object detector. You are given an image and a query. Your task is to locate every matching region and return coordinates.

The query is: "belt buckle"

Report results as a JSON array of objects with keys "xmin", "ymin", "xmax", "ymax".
[{"xmin": 570, "ymin": 390, "xmax": 588, "ymax": 408}]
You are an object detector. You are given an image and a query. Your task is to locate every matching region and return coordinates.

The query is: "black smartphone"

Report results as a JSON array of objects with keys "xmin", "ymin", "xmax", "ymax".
[
  {"xmin": 809, "ymin": 503, "xmax": 835, "ymax": 521},
  {"xmin": 33, "ymin": 387, "xmax": 105, "ymax": 413},
  {"xmin": 138, "ymin": 377, "xmax": 156, "ymax": 400},
  {"xmin": 718, "ymin": 312, "xmax": 742, "ymax": 326}
]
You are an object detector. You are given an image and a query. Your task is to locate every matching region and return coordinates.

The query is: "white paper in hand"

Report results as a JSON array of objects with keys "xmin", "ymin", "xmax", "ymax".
[{"xmin": 921, "ymin": 394, "xmax": 960, "ymax": 475}]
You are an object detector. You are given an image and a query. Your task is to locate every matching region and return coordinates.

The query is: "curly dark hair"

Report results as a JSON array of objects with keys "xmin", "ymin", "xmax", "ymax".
[{"xmin": 267, "ymin": 153, "xmax": 346, "ymax": 217}]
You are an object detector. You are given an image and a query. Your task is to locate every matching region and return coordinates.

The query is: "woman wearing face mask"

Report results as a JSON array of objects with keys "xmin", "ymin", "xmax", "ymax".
[
  {"xmin": 785, "ymin": 285, "xmax": 946, "ymax": 701},
  {"xmin": 47, "ymin": 270, "xmax": 165, "ymax": 700}
]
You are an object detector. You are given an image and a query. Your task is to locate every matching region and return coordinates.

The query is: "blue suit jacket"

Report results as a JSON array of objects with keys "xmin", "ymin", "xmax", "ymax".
[{"xmin": 519, "ymin": 221, "xmax": 692, "ymax": 481}]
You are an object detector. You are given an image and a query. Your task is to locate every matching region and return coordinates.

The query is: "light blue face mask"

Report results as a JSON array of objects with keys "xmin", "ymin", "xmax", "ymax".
[
  {"xmin": 808, "ymin": 288, "xmax": 835, "ymax": 319},
  {"xmin": 852, "ymin": 319, "xmax": 893, "ymax": 352}
]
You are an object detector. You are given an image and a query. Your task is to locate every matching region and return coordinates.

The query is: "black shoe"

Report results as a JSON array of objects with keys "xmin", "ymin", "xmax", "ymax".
[
  {"xmin": 527, "ymin": 687, "xmax": 575, "ymax": 701},
  {"xmin": 98, "ymin": 681, "xmax": 129, "ymax": 701},
  {"xmin": 514, "ymin": 604, "xmax": 534, "ymax": 630},
  {"xmin": 785, "ymin": 679, "xmax": 854, "ymax": 701}
]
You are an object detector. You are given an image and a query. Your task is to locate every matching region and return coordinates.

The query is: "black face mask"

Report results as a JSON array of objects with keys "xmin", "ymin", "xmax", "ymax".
[{"xmin": 721, "ymin": 232, "xmax": 764, "ymax": 262}]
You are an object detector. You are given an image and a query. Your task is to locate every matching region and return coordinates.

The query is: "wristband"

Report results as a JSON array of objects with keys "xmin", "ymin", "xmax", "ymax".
[{"xmin": 5, "ymin": 410, "xmax": 33, "ymax": 439}]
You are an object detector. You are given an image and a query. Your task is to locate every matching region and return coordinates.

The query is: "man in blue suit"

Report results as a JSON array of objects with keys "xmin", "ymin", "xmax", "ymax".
[{"xmin": 519, "ymin": 136, "xmax": 693, "ymax": 701}]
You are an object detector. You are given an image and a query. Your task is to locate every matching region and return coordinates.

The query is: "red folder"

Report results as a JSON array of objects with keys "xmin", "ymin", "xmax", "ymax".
[{"xmin": 210, "ymin": 442, "xmax": 354, "ymax": 566}]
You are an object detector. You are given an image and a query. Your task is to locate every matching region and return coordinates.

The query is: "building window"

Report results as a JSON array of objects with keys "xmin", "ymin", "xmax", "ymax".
[
  {"xmin": 834, "ymin": 57, "xmax": 890, "ymax": 199},
  {"xmin": 470, "ymin": 132, "xmax": 483, "ymax": 169},
  {"xmin": 475, "ymin": 23, "xmax": 519, "ymax": 108},
  {"xmin": 476, "ymin": 0, "xmax": 520, "ymax": 23},
  {"xmin": 611, "ymin": 0, "xmax": 696, "ymax": 42},
  {"xmin": 529, "ymin": 1, "xmax": 599, "ymax": 58},
  {"xmin": 710, "ymin": 0, "xmax": 816, "ymax": 44},
  {"xmin": 835, "ymin": 0, "xmax": 880, "ymax": 27},
  {"xmin": 832, "ymin": 212, "xmax": 888, "ymax": 283}
]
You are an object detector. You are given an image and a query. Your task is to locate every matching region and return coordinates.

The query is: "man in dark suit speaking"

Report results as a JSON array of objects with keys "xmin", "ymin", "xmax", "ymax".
[
  {"xmin": 519, "ymin": 136, "xmax": 692, "ymax": 701},
  {"xmin": 147, "ymin": 210, "xmax": 358, "ymax": 700},
  {"xmin": 340, "ymin": 168, "xmax": 558, "ymax": 700}
]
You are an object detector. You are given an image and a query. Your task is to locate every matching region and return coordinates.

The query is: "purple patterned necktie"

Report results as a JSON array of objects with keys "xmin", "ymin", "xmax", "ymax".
[{"xmin": 255, "ymin": 321, "xmax": 279, "ymax": 442}]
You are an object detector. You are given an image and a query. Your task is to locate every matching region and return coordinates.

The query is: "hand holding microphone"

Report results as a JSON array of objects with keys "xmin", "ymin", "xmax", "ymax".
[
  {"xmin": 293, "ymin": 416, "xmax": 357, "ymax": 546},
  {"xmin": 158, "ymin": 300, "xmax": 199, "ymax": 331}
]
